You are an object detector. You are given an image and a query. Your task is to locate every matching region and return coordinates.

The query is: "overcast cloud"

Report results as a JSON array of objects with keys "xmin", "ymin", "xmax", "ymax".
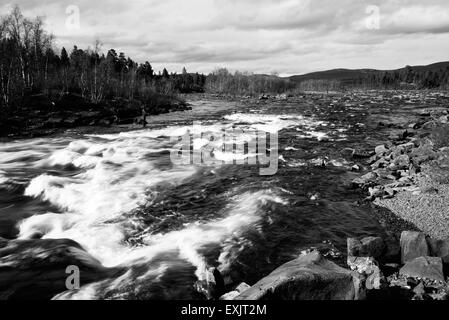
[{"xmin": 2, "ymin": 0, "xmax": 449, "ymax": 75}]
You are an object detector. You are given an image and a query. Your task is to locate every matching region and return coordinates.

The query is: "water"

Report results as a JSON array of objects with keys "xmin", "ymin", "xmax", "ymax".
[{"xmin": 0, "ymin": 96, "xmax": 392, "ymax": 299}]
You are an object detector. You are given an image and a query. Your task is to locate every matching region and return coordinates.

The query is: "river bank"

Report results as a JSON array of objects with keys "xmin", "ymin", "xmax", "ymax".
[{"xmin": 0, "ymin": 93, "xmax": 191, "ymax": 140}]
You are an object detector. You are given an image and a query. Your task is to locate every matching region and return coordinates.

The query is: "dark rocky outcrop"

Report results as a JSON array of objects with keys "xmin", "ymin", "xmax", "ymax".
[
  {"xmin": 235, "ymin": 252, "xmax": 355, "ymax": 300},
  {"xmin": 0, "ymin": 238, "xmax": 124, "ymax": 300}
]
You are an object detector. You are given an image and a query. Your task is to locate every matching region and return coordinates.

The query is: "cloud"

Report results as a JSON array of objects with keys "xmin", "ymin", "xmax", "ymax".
[{"xmin": 2, "ymin": 0, "xmax": 449, "ymax": 75}]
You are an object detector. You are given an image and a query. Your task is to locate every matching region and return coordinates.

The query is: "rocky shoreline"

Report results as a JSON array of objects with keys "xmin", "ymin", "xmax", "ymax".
[
  {"xmin": 215, "ymin": 231, "xmax": 449, "ymax": 300},
  {"xmin": 0, "ymin": 93, "xmax": 191, "ymax": 140},
  {"xmin": 215, "ymin": 93, "xmax": 449, "ymax": 301}
]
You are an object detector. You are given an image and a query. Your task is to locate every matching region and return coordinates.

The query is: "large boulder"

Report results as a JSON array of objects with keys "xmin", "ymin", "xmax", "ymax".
[
  {"xmin": 427, "ymin": 238, "xmax": 449, "ymax": 264},
  {"xmin": 220, "ymin": 282, "xmax": 251, "ymax": 300},
  {"xmin": 400, "ymin": 231, "xmax": 429, "ymax": 264},
  {"xmin": 235, "ymin": 252, "xmax": 355, "ymax": 300},
  {"xmin": 399, "ymin": 256, "xmax": 445, "ymax": 282},
  {"xmin": 0, "ymin": 238, "xmax": 123, "ymax": 300},
  {"xmin": 347, "ymin": 237, "xmax": 385, "ymax": 259}
]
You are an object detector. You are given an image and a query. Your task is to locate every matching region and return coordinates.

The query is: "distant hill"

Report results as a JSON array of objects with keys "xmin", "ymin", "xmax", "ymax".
[{"xmin": 288, "ymin": 61, "xmax": 449, "ymax": 84}]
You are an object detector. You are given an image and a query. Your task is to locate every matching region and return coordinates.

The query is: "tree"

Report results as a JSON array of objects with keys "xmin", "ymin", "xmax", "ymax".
[{"xmin": 162, "ymin": 68, "xmax": 169, "ymax": 79}]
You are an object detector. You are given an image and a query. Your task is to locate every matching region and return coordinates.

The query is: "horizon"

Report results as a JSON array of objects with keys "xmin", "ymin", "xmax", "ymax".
[{"xmin": 2, "ymin": 1, "xmax": 449, "ymax": 76}]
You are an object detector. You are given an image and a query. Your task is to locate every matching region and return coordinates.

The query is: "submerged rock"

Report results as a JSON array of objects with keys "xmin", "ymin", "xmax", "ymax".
[{"xmin": 235, "ymin": 252, "xmax": 355, "ymax": 300}]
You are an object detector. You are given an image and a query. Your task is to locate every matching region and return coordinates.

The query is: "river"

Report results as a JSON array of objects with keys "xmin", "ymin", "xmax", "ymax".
[{"xmin": 0, "ymin": 95, "xmax": 396, "ymax": 299}]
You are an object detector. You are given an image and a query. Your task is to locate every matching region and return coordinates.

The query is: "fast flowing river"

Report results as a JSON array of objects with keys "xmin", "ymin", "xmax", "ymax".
[{"xmin": 0, "ymin": 96, "xmax": 391, "ymax": 299}]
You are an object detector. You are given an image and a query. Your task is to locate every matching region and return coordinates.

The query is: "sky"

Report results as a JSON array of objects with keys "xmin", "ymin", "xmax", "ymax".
[{"xmin": 2, "ymin": 0, "xmax": 449, "ymax": 76}]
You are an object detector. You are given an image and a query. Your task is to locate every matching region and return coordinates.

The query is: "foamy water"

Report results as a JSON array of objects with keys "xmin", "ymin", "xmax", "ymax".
[{"xmin": 1, "ymin": 108, "xmax": 333, "ymax": 299}]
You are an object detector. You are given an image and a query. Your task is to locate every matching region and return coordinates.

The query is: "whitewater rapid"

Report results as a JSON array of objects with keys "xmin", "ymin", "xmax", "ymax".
[{"xmin": 0, "ymin": 106, "xmax": 339, "ymax": 299}]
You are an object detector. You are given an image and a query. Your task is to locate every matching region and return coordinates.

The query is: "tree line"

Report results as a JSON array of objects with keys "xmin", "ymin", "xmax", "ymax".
[
  {"xmin": 204, "ymin": 68, "xmax": 296, "ymax": 96},
  {"xmin": 0, "ymin": 6, "xmax": 207, "ymax": 118}
]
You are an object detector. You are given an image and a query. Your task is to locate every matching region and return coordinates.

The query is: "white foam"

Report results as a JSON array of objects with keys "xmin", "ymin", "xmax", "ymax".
[
  {"xmin": 10, "ymin": 109, "xmax": 320, "ymax": 297},
  {"xmin": 224, "ymin": 113, "xmax": 314, "ymax": 133},
  {"xmin": 0, "ymin": 170, "xmax": 8, "ymax": 185},
  {"xmin": 298, "ymin": 131, "xmax": 329, "ymax": 141}
]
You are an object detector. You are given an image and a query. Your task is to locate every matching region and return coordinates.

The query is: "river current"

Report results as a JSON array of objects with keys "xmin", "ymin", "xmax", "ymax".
[{"xmin": 0, "ymin": 96, "xmax": 394, "ymax": 299}]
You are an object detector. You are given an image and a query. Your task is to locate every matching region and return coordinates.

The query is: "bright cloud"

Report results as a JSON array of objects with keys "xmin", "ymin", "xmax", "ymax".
[{"xmin": 1, "ymin": 0, "xmax": 449, "ymax": 75}]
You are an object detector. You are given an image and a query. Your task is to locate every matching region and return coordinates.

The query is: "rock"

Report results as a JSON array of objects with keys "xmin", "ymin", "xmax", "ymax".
[
  {"xmin": 0, "ymin": 238, "xmax": 123, "ymax": 300},
  {"xmin": 393, "ymin": 154, "xmax": 410, "ymax": 169},
  {"xmin": 381, "ymin": 263, "xmax": 400, "ymax": 277},
  {"xmin": 357, "ymin": 172, "xmax": 378, "ymax": 186},
  {"xmin": 235, "ymin": 282, "xmax": 251, "ymax": 293},
  {"xmin": 439, "ymin": 115, "xmax": 448, "ymax": 124},
  {"xmin": 352, "ymin": 172, "xmax": 378, "ymax": 187},
  {"xmin": 397, "ymin": 142, "xmax": 415, "ymax": 152},
  {"xmin": 352, "ymin": 272, "xmax": 367, "ymax": 300},
  {"xmin": 383, "ymin": 234, "xmax": 401, "ymax": 263},
  {"xmin": 422, "ymin": 121, "xmax": 437, "ymax": 130},
  {"xmin": 366, "ymin": 267, "xmax": 384, "ymax": 290},
  {"xmin": 351, "ymin": 164, "xmax": 361, "ymax": 171},
  {"xmin": 375, "ymin": 145, "xmax": 388, "ymax": 155},
  {"xmin": 399, "ymin": 256, "xmax": 445, "ymax": 282},
  {"xmin": 427, "ymin": 238, "xmax": 449, "ymax": 264},
  {"xmin": 353, "ymin": 150, "xmax": 375, "ymax": 159},
  {"xmin": 412, "ymin": 282, "xmax": 428, "ymax": 300},
  {"xmin": 275, "ymin": 93, "xmax": 288, "ymax": 100},
  {"xmin": 383, "ymin": 187, "xmax": 396, "ymax": 199},
  {"xmin": 367, "ymin": 155, "xmax": 378, "ymax": 165},
  {"xmin": 359, "ymin": 237, "xmax": 385, "ymax": 259},
  {"xmin": 341, "ymin": 148, "xmax": 355, "ymax": 158},
  {"xmin": 367, "ymin": 187, "xmax": 384, "ymax": 199},
  {"xmin": 347, "ymin": 257, "xmax": 384, "ymax": 290},
  {"xmin": 235, "ymin": 252, "xmax": 355, "ymax": 300},
  {"xmin": 195, "ymin": 267, "xmax": 225, "ymax": 300},
  {"xmin": 220, "ymin": 291, "xmax": 240, "ymax": 300},
  {"xmin": 371, "ymin": 158, "xmax": 389, "ymax": 170},
  {"xmin": 219, "ymin": 282, "xmax": 251, "ymax": 300},
  {"xmin": 400, "ymin": 231, "xmax": 429, "ymax": 264},
  {"xmin": 347, "ymin": 256, "xmax": 376, "ymax": 273}
]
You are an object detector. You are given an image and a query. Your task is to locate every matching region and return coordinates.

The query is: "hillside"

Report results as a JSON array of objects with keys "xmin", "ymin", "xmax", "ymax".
[{"xmin": 288, "ymin": 61, "xmax": 449, "ymax": 86}]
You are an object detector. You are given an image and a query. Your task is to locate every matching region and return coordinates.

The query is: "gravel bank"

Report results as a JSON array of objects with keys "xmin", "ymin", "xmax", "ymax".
[{"xmin": 374, "ymin": 167, "xmax": 449, "ymax": 240}]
